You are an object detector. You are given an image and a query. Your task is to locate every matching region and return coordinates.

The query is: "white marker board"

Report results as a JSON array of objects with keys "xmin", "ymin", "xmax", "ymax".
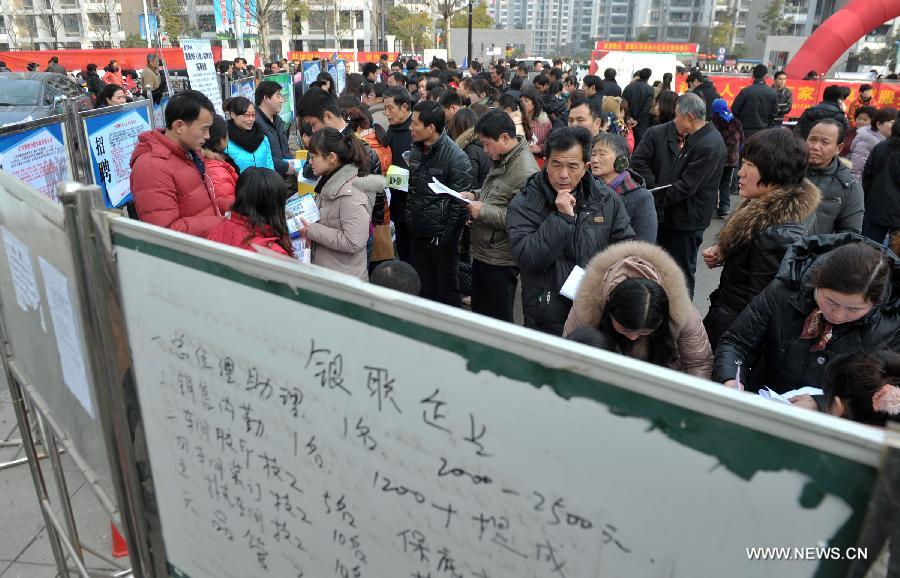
[{"xmin": 111, "ymin": 218, "xmax": 884, "ymax": 578}]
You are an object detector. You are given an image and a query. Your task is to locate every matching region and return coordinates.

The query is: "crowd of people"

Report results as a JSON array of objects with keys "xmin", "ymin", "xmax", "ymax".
[{"xmin": 127, "ymin": 56, "xmax": 900, "ymax": 428}]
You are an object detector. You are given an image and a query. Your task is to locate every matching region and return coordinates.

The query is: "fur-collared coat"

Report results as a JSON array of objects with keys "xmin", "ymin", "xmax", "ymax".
[
  {"xmin": 704, "ymin": 179, "xmax": 821, "ymax": 348},
  {"xmin": 563, "ymin": 241, "xmax": 714, "ymax": 378}
]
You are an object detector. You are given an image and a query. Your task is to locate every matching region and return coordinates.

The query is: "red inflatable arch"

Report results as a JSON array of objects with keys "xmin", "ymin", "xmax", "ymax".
[{"xmin": 785, "ymin": 0, "xmax": 900, "ymax": 78}]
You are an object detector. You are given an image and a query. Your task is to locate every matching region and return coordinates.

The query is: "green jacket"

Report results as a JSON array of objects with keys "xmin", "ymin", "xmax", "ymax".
[{"xmin": 471, "ymin": 137, "xmax": 539, "ymax": 266}]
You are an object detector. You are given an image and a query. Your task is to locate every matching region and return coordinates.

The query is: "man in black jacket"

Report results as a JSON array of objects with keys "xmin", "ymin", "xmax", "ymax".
[
  {"xmin": 507, "ymin": 126, "xmax": 635, "ymax": 335},
  {"xmin": 631, "ymin": 120, "xmax": 683, "ymax": 189},
  {"xmin": 534, "ymin": 74, "xmax": 567, "ymax": 127},
  {"xmin": 656, "ymin": 93, "xmax": 726, "ymax": 297},
  {"xmin": 687, "ymin": 70, "xmax": 720, "ymax": 121},
  {"xmin": 583, "ymin": 75, "xmax": 604, "ymax": 107},
  {"xmin": 407, "ymin": 100, "xmax": 474, "ymax": 307},
  {"xmin": 384, "ymin": 87, "xmax": 414, "ymax": 262},
  {"xmin": 601, "ymin": 68, "xmax": 622, "ymax": 97},
  {"xmin": 796, "ymin": 85, "xmax": 850, "ymax": 139},
  {"xmin": 622, "ymin": 68, "xmax": 654, "ymax": 145},
  {"xmin": 255, "ymin": 80, "xmax": 295, "ymax": 180},
  {"xmin": 731, "ymin": 64, "xmax": 778, "ymax": 140},
  {"xmin": 773, "ymin": 70, "xmax": 792, "ymax": 125}
]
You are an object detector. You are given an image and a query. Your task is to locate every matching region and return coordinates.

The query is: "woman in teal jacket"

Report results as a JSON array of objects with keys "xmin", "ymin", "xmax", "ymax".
[{"xmin": 223, "ymin": 96, "xmax": 275, "ymax": 172}]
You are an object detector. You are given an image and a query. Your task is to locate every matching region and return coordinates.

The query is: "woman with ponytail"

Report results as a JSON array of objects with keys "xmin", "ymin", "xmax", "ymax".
[
  {"xmin": 223, "ymin": 97, "xmax": 275, "ymax": 172},
  {"xmin": 298, "ymin": 128, "xmax": 387, "ymax": 280}
]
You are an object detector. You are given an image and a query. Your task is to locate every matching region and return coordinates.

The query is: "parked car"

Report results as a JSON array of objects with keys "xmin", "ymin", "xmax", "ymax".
[{"xmin": 0, "ymin": 72, "xmax": 92, "ymax": 127}]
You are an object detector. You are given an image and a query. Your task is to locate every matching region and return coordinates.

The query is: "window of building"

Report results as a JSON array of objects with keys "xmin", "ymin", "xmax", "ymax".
[
  {"xmin": 268, "ymin": 12, "xmax": 283, "ymax": 33},
  {"xmin": 268, "ymin": 39, "xmax": 282, "ymax": 59},
  {"xmin": 198, "ymin": 14, "xmax": 215, "ymax": 32},
  {"xmin": 62, "ymin": 14, "xmax": 81, "ymax": 35},
  {"xmin": 308, "ymin": 9, "xmax": 326, "ymax": 32},
  {"xmin": 92, "ymin": 40, "xmax": 112, "ymax": 48},
  {"xmin": 89, "ymin": 13, "xmax": 111, "ymax": 32},
  {"xmin": 0, "ymin": 16, "xmax": 6, "ymax": 34}
]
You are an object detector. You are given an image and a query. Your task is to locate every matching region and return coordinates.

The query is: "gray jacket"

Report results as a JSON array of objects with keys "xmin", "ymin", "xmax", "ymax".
[{"xmin": 803, "ymin": 157, "xmax": 864, "ymax": 235}]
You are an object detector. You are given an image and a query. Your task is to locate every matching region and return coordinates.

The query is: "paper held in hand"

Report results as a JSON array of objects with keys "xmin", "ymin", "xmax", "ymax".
[
  {"xmin": 386, "ymin": 165, "xmax": 409, "ymax": 191},
  {"xmin": 559, "ymin": 266, "xmax": 585, "ymax": 300},
  {"xmin": 429, "ymin": 178, "xmax": 471, "ymax": 204},
  {"xmin": 285, "ymin": 193, "xmax": 320, "ymax": 238}
]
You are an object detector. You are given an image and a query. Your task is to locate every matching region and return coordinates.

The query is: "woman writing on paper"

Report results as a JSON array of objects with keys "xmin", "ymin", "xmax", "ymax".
[
  {"xmin": 297, "ymin": 128, "xmax": 386, "ymax": 281},
  {"xmin": 562, "ymin": 240, "xmax": 714, "ymax": 378},
  {"xmin": 223, "ymin": 97, "xmax": 275, "ymax": 173},
  {"xmin": 207, "ymin": 167, "xmax": 294, "ymax": 256},
  {"xmin": 713, "ymin": 236, "xmax": 900, "ymax": 393}
]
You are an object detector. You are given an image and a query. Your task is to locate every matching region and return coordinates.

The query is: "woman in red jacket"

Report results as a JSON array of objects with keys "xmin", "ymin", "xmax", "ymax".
[
  {"xmin": 102, "ymin": 60, "xmax": 124, "ymax": 88},
  {"xmin": 201, "ymin": 115, "xmax": 238, "ymax": 213},
  {"xmin": 207, "ymin": 167, "xmax": 294, "ymax": 256}
]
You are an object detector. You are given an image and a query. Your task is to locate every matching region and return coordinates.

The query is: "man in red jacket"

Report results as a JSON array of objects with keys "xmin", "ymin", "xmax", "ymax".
[{"xmin": 130, "ymin": 90, "xmax": 224, "ymax": 237}]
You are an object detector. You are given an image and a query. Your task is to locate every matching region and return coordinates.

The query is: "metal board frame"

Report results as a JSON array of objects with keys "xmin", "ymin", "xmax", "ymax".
[{"xmin": 0, "ymin": 114, "xmax": 75, "ymax": 202}]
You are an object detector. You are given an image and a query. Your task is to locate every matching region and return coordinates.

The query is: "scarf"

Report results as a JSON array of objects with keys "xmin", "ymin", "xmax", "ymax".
[
  {"xmin": 799, "ymin": 308, "xmax": 833, "ymax": 352},
  {"xmin": 227, "ymin": 119, "xmax": 265, "ymax": 153}
]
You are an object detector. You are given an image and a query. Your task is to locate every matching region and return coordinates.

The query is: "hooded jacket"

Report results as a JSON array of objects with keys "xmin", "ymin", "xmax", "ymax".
[
  {"xmin": 563, "ymin": 241, "xmax": 713, "ymax": 377},
  {"xmin": 406, "ymin": 132, "xmax": 474, "ymax": 245},
  {"xmin": 129, "ymin": 130, "xmax": 223, "ymax": 237},
  {"xmin": 455, "ymin": 127, "xmax": 491, "ymax": 190},
  {"xmin": 849, "ymin": 125, "xmax": 885, "ymax": 181},
  {"xmin": 704, "ymin": 179, "xmax": 821, "ymax": 348},
  {"xmin": 305, "ymin": 164, "xmax": 385, "ymax": 281},
  {"xmin": 470, "ymin": 137, "xmax": 540, "ymax": 267},
  {"xmin": 712, "ymin": 233, "xmax": 900, "ymax": 392},
  {"xmin": 803, "ymin": 156, "xmax": 864, "ymax": 235},
  {"xmin": 507, "ymin": 170, "xmax": 636, "ymax": 335}
]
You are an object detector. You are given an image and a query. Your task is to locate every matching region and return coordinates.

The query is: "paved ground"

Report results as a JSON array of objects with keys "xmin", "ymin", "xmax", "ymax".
[{"xmin": 0, "ymin": 200, "xmax": 888, "ymax": 576}]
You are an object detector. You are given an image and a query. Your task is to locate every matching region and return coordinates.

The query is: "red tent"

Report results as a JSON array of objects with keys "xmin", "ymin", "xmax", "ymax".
[{"xmin": 0, "ymin": 46, "xmax": 223, "ymax": 73}]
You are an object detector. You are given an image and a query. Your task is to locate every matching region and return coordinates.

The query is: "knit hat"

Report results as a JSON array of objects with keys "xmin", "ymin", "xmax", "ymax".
[{"xmin": 712, "ymin": 98, "xmax": 733, "ymax": 122}]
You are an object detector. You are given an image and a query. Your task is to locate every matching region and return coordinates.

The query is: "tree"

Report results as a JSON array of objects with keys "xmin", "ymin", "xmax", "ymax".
[
  {"xmin": 636, "ymin": 31, "xmax": 650, "ymax": 42},
  {"xmin": 286, "ymin": 0, "xmax": 309, "ymax": 42},
  {"xmin": 122, "ymin": 33, "xmax": 147, "ymax": 48},
  {"xmin": 757, "ymin": 0, "xmax": 790, "ymax": 42},
  {"xmin": 450, "ymin": 1, "xmax": 492, "ymax": 29},
  {"xmin": 88, "ymin": 0, "xmax": 120, "ymax": 48},
  {"xmin": 393, "ymin": 10, "xmax": 432, "ymax": 53},
  {"xmin": 433, "ymin": 0, "xmax": 464, "ymax": 55},
  {"xmin": 157, "ymin": 0, "xmax": 185, "ymax": 46},
  {"xmin": 254, "ymin": 0, "xmax": 309, "ymax": 61},
  {"xmin": 386, "ymin": 5, "xmax": 411, "ymax": 35},
  {"xmin": 709, "ymin": 6, "xmax": 736, "ymax": 51}
]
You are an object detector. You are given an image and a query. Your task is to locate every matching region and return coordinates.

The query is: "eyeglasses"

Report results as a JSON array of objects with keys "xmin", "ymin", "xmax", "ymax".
[{"xmin": 242, "ymin": 112, "xmax": 257, "ymax": 119}]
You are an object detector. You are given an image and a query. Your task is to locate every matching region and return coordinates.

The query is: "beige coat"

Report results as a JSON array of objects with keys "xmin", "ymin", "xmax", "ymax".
[
  {"xmin": 306, "ymin": 164, "xmax": 384, "ymax": 281},
  {"xmin": 141, "ymin": 65, "xmax": 161, "ymax": 91},
  {"xmin": 563, "ymin": 241, "xmax": 714, "ymax": 378}
]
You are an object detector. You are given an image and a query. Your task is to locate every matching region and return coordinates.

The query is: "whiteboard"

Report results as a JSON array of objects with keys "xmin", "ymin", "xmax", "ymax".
[
  {"xmin": 111, "ymin": 218, "xmax": 883, "ymax": 578},
  {"xmin": 0, "ymin": 173, "xmax": 117, "ymax": 513}
]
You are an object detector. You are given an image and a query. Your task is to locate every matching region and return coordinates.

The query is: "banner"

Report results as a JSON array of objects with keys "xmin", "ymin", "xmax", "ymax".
[
  {"xmin": 241, "ymin": 0, "xmax": 257, "ymax": 37},
  {"xmin": 0, "ymin": 122, "xmax": 70, "ymax": 202},
  {"xmin": 0, "ymin": 47, "xmax": 223, "ymax": 72},
  {"xmin": 675, "ymin": 74, "xmax": 900, "ymax": 119},
  {"xmin": 84, "ymin": 106, "xmax": 152, "ymax": 208},
  {"xmin": 212, "ymin": 0, "xmax": 233, "ymax": 37},
  {"xmin": 264, "ymin": 73, "xmax": 294, "ymax": 126},
  {"xmin": 302, "ymin": 60, "xmax": 321, "ymax": 92},
  {"xmin": 288, "ymin": 51, "xmax": 399, "ymax": 63},
  {"xmin": 595, "ymin": 41, "xmax": 698, "ymax": 54},
  {"xmin": 138, "ymin": 14, "xmax": 158, "ymax": 41},
  {"xmin": 181, "ymin": 39, "xmax": 224, "ymax": 114}
]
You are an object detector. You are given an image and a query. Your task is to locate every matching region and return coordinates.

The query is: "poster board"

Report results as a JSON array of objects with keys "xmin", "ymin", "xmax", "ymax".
[
  {"xmin": 0, "ymin": 116, "xmax": 72, "ymax": 203},
  {"xmin": 109, "ymin": 217, "xmax": 885, "ymax": 578},
  {"xmin": 262, "ymin": 73, "xmax": 294, "ymax": 126},
  {"xmin": 301, "ymin": 61, "xmax": 321, "ymax": 92},
  {"xmin": 0, "ymin": 172, "xmax": 117, "ymax": 514},
  {"xmin": 230, "ymin": 78, "xmax": 256, "ymax": 100},
  {"xmin": 81, "ymin": 100, "xmax": 153, "ymax": 208},
  {"xmin": 181, "ymin": 39, "xmax": 224, "ymax": 115}
]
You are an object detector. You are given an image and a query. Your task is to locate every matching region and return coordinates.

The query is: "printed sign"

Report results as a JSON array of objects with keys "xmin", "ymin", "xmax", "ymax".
[
  {"xmin": 181, "ymin": 39, "xmax": 224, "ymax": 114},
  {"xmin": 264, "ymin": 73, "xmax": 295, "ymax": 126},
  {"xmin": 0, "ymin": 122, "xmax": 69, "ymax": 202},
  {"xmin": 84, "ymin": 106, "xmax": 152, "ymax": 208}
]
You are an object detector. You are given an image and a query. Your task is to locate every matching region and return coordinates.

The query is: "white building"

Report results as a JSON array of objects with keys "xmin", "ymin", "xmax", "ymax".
[{"xmin": 0, "ymin": 0, "xmax": 126, "ymax": 50}]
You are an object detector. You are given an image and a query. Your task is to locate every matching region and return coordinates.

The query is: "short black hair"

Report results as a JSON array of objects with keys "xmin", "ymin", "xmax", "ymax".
[
  {"xmin": 752, "ymin": 64, "xmax": 768, "ymax": 79},
  {"xmin": 406, "ymin": 60, "xmax": 418, "ymax": 71},
  {"xmin": 742, "ymin": 128, "xmax": 808, "ymax": 188},
  {"xmin": 255, "ymin": 80, "xmax": 282, "ymax": 106},
  {"xmin": 773, "ymin": 70, "xmax": 787, "ymax": 80},
  {"xmin": 438, "ymin": 90, "xmax": 462, "ymax": 109},
  {"xmin": 569, "ymin": 97, "xmax": 602, "ymax": 120},
  {"xmin": 603, "ymin": 67, "xmax": 616, "ymax": 80},
  {"xmin": 370, "ymin": 260, "xmax": 421, "ymax": 295},
  {"xmin": 583, "ymin": 75, "xmax": 602, "ymax": 92},
  {"xmin": 474, "ymin": 108, "xmax": 516, "ymax": 141},
  {"xmin": 494, "ymin": 64, "xmax": 506, "ymax": 77},
  {"xmin": 510, "ymin": 76, "xmax": 523, "ymax": 90},
  {"xmin": 810, "ymin": 118, "xmax": 846, "ymax": 144},
  {"xmin": 686, "ymin": 70, "xmax": 704, "ymax": 84},
  {"xmin": 373, "ymin": 82, "xmax": 387, "ymax": 98},
  {"xmin": 860, "ymin": 83, "xmax": 873, "ymax": 93},
  {"xmin": 871, "ymin": 107, "xmax": 898, "ymax": 131},
  {"xmin": 390, "ymin": 71, "xmax": 406, "ymax": 84},
  {"xmin": 384, "ymin": 86, "xmax": 412, "ymax": 110},
  {"xmin": 362, "ymin": 62, "xmax": 379, "ymax": 77},
  {"xmin": 164, "ymin": 90, "xmax": 215, "ymax": 129},
  {"xmin": 413, "ymin": 100, "xmax": 445, "ymax": 134},
  {"xmin": 638, "ymin": 68, "xmax": 651, "ymax": 81},
  {"xmin": 823, "ymin": 85, "xmax": 844, "ymax": 103},
  {"xmin": 299, "ymin": 88, "xmax": 341, "ymax": 120},
  {"xmin": 544, "ymin": 126, "xmax": 592, "ymax": 162},
  {"xmin": 854, "ymin": 105, "xmax": 877, "ymax": 120},
  {"xmin": 533, "ymin": 74, "xmax": 550, "ymax": 87},
  {"xmin": 216, "ymin": 60, "xmax": 231, "ymax": 74}
]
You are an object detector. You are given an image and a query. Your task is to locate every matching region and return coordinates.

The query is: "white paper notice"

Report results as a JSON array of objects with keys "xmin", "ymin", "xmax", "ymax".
[
  {"xmin": 560, "ymin": 265, "xmax": 586, "ymax": 300},
  {"xmin": 181, "ymin": 39, "xmax": 224, "ymax": 115},
  {"xmin": 428, "ymin": 178, "xmax": 470, "ymax": 204},
  {"xmin": 1, "ymin": 226, "xmax": 41, "ymax": 312},
  {"xmin": 38, "ymin": 257, "xmax": 94, "ymax": 418}
]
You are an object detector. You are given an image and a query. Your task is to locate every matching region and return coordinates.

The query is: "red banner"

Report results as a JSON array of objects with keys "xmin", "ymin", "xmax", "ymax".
[
  {"xmin": 0, "ymin": 47, "xmax": 223, "ymax": 73},
  {"xmin": 287, "ymin": 51, "xmax": 399, "ymax": 63},
  {"xmin": 595, "ymin": 41, "xmax": 698, "ymax": 54},
  {"xmin": 675, "ymin": 74, "xmax": 900, "ymax": 119}
]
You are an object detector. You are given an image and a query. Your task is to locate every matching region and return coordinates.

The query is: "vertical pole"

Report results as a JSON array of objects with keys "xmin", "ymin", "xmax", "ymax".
[
  {"xmin": 467, "ymin": 0, "xmax": 472, "ymax": 67},
  {"xmin": 379, "ymin": 0, "xmax": 385, "ymax": 52},
  {"xmin": 141, "ymin": 0, "xmax": 152, "ymax": 48}
]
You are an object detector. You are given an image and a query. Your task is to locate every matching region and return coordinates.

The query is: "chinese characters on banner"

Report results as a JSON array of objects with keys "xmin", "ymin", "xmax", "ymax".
[
  {"xmin": 84, "ymin": 106, "xmax": 152, "ymax": 208},
  {"xmin": 0, "ymin": 123, "xmax": 70, "ymax": 202},
  {"xmin": 675, "ymin": 74, "xmax": 900, "ymax": 119},
  {"xmin": 182, "ymin": 39, "xmax": 224, "ymax": 115},
  {"xmin": 595, "ymin": 41, "xmax": 699, "ymax": 54},
  {"xmin": 288, "ymin": 51, "xmax": 400, "ymax": 63}
]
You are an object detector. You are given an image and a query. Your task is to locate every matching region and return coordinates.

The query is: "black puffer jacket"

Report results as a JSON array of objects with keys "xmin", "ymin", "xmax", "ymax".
[
  {"xmin": 507, "ymin": 171, "xmax": 636, "ymax": 335},
  {"xmin": 406, "ymin": 132, "xmax": 474, "ymax": 245},
  {"xmin": 542, "ymin": 93, "xmax": 568, "ymax": 128},
  {"xmin": 257, "ymin": 112, "xmax": 292, "ymax": 177},
  {"xmin": 712, "ymin": 234, "xmax": 900, "ymax": 392},
  {"xmin": 601, "ymin": 79, "xmax": 622, "ymax": 98},
  {"xmin": 803, "ymin": 157, "xmax": 864, "ymax": 235},
  {"xmin": 731, "ymin": 79, "xmax": 778, "ymax": 135},
  {"xmin": 387, "ymin": 114, "xmax": 413, "ymax": 223},
  {"xmin": 862, "ymin": 138, "xmax": 900, "ymax": 228},
  {"xmin": 631, "ymin": 120, "xmax": 681, "ymax": 189},
  {"xmin": 796, "ymin": 101, "xmax": 850, "ymax": 140},
  {"xmin": 692, "ymin": 79, "xmax": 721, "ymax": 120}
]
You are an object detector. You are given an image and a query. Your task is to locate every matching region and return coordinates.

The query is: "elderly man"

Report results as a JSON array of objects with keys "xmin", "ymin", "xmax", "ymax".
[{"xmin": 655, "ymin": 92, "xmax": 726, "ymax": 297}]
